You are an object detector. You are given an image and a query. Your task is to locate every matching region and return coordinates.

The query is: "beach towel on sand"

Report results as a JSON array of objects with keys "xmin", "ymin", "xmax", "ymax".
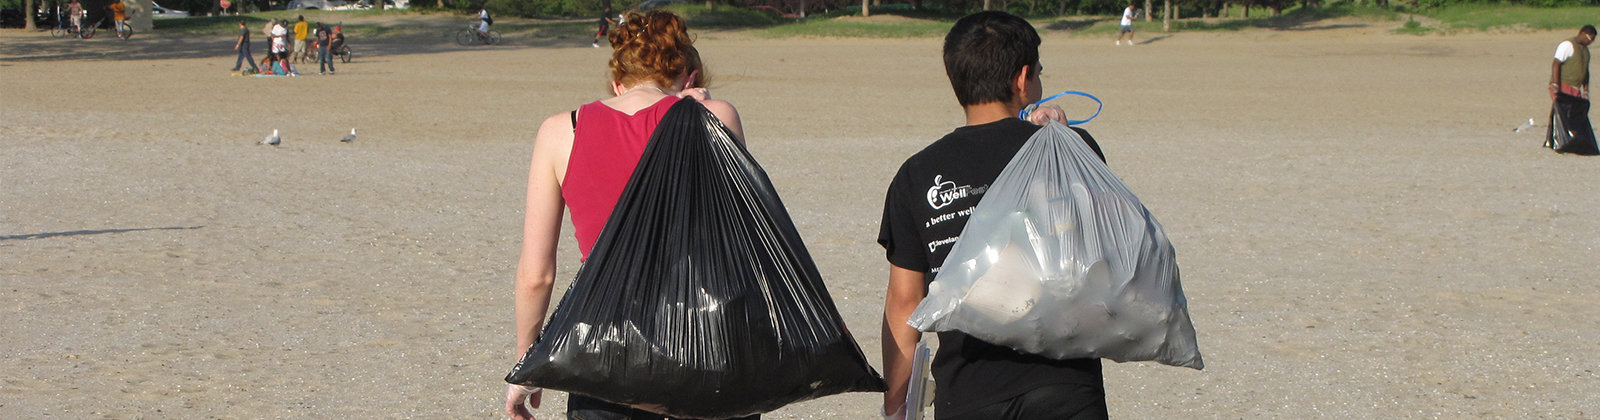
[
  {"xmin": 1548, "ymin": 94, "xmax": 1599, "ymax": 155},
  {"xmin": 907, "ymin": 121, "xmax": 1204, "ymax": 370},
  {"xmin": 505, "ymin": 99, "xmax": 886, "ymax": 419}
]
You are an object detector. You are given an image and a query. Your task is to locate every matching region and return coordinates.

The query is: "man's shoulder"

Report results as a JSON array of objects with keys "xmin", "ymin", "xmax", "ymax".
[{"xmin": 894, "ymin": 120, "xmax": 1038, "ymax": 179}]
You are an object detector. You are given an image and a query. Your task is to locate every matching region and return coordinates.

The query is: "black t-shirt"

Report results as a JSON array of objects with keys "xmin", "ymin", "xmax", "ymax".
[
  {"xmin": 315, "ymin": 28, "xmax": 330, "ymax": 45},
  {"xmin": 239, "ymin": 26, "xmax": 250, "ymax": 43},
  {"xmin": 878, "ymin": 117, "xmax": 1106, "ymax": 416}
]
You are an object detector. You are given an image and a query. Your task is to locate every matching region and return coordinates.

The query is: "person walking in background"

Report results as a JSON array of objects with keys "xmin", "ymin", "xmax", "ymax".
[
  {"xmin": 66, "ymin": 0, "xmax": 83, "ymax": 32},
  {"xmin": 233, "ymin": 20, "xmax": 260, "ymax": 74},
  {"xmin": 592, "ymin": 6, "xmax": 616, "ymax": 48},
  {"xmin": 107, "ymin": 0, "xmax": 127, "ymax": 36},
  {"xmin": 1116, "ymin": 3, "xmax": 1136, "ymax": 45},
  {"xmin": 292, "ymin": 16, "xmax": 310, "ymax": 64},
  {"xmin": 316, "ymin": 23, "xmax": 335, "ymax": 75},
  {"xmin": 1547, "ymin": 25, "xmax": 1599, "ymax": 155},
  {"xmin": 502, "ymin": 10, "xmax": 742, "ymax": 420},
  {"xmin": 878, "ymin": 11, "xmax": 1109, "ymax": 420}
]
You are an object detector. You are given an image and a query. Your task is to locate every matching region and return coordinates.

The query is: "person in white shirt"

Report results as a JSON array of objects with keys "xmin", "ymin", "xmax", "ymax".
[
  {"xmin": 478, "ymin": 9, "xmax": 492, "ymax": 41},
  {"xmin": 271, "ymin": 21, "xmax": 294, "ymax": 75},
  {"xmin": 1116, "ymin": 3, "xmax": 1136, "ymax": 45}
]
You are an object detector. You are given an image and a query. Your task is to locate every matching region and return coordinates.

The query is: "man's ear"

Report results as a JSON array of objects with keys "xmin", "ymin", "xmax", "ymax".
[{"xmin": 1011, "ymin": 64, "xmax": 1032, "ymax": 102}]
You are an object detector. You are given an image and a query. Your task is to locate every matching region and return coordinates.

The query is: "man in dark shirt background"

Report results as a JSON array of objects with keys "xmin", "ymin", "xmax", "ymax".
[
  {"xmin": 878, "ymin": 11, "xmax": 1109, "ymax": 420},
  {"xmin": 232, "ymin": 21, "xmax": 259, "ymax": 74}
]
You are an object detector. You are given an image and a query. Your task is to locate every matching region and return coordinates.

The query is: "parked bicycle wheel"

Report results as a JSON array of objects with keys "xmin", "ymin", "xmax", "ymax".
[
  {"xmin": 82, "ymin": 25, "xmax": 96, "ymax": 39},
  {"xmin": 486, "ymin": 31, "xmax": 501, "ymax": 45},
  {"xmin": 116, "ymin": 22, "xmax": 133, "ymax": 40},
  {"xmin": 50, "ymin": 26, "xmax": 68, "ymax": 38},
  {"xmin": 338, "ymin": 46, "xmax": 351, "ymax": 63},
  {"xmin": 455, "ymin": 30, "xmax": 474, "ymax": 46}
]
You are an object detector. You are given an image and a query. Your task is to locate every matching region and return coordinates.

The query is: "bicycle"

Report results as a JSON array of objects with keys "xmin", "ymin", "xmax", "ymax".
[
  {"xmin": 49, "ymin": 19, "xmax": 78, "ymax": 38},
  {"xmin": 455, "ymin": 23, "xmax": 501, "ymax": 46},
  {"xmin": 80, "ymin": 16, "xmax": 133, "ymax": 40},
  {"xmin": 49, "ymin": 11, "xmax": 85, "ymax": 38}
]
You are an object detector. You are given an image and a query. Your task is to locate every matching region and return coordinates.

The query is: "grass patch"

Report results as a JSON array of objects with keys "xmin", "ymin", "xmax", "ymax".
[
  {"xmin": 1423, "ymin": 5, "xmax": 1600, "ymax": 31},
  {"xmin": 816, "ymin": 4, "xmax": 961, "ymax": 20},
  {"xmin": 758, "ymin": 17, "xmax": 954, "ymax": 38},
  {"xmin": 153, "ymin": 9, "xmax": 424, "ymax": 35},
  {"xmin": 1048, "ymin": 3, "xmax": 1400, "ymax": 35},
  {"xmin": 660, "ymin": 4, "xmax": 782, "ymax": 28},
  {"xmin": 749, "ymin": 4, "xmax": 957, "ymax": 38},
  {"xmin": 506, "ymin": 21, "xmax": 592, "ymax": 38},
  {"xmin": 1392, "ymin": 17, "xmax": 1431, "ymax": 34}
]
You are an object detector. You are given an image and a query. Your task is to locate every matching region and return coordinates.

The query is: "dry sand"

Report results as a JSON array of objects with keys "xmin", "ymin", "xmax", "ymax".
[{"xmin": 2, "ymin": 15, "xmax": 1599, "ymax": 419}]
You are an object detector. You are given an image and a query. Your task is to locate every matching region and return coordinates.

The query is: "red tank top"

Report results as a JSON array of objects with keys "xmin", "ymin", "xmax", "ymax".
[{"xmin": 563, "ymin": 95, "xmax": 681, "ymax": 260}]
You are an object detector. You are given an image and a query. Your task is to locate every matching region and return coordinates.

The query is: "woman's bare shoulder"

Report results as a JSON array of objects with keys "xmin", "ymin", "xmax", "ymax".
[
  {"xmin": 699, "ymin": 99, "xmax": 738, "ymax": 115},
  {"xmin": 533, "ymin": 111, "xmax": 577, "ymax": 153}
]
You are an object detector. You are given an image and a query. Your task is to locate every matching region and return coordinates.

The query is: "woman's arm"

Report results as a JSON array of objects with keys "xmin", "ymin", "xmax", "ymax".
[
  {"xmin": 701, "ymin": 99, "xmax": 745, "ymax": 145},
  {"xmin": 506, "ymin": 112, "xmax": 575, "ymax": 420}
]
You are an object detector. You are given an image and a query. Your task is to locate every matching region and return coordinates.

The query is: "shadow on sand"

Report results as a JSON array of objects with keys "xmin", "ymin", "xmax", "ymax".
[
  {"xmin": 1137, "ymin": 35, "xmax": 1172, "ymax": 45},
  {"xmin": 0, "ymin": 226, "xmax": 204, "ymax": 241}
]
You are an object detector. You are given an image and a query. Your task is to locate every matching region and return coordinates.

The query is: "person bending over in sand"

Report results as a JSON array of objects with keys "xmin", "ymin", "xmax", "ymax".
[
  {"xmin": 503, "ymin": 10, "xmax": 744, "ymax": 420},
  {"xmin": 1547, "ymin": 25, "xmax": 1600, "ymax": 155},
  {"xmin": 878, "ymin": 11, "xmax": 1110, "ymax": 420}
]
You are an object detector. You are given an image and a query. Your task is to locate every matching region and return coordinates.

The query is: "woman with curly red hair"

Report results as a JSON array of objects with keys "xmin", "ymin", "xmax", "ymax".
[{"xmin": 504, "ymin": 10, "xmax": 751, "ymax": 420}]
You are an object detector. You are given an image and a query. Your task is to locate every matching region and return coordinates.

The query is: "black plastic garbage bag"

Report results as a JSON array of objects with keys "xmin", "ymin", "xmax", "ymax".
[
  {"xmin": 505, "ymin": 99, "xmax": 887, "ymax": 419},
  {"xmin": 1547, "ymin": 93, "xmax": 1599, "ymax": 155}
]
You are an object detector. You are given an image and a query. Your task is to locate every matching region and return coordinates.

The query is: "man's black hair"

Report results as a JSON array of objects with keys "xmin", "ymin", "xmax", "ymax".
[
  {"xmin": 1583, "ymin": 24, "xmax": 1596, "ymax": 35},
  {"xmin": 298, "ymin": 15, "xmax": 305, "ymax": 21},
  {"xmin": 943, "ymin": 11, "xmax": 1041, "ymax": 107}
]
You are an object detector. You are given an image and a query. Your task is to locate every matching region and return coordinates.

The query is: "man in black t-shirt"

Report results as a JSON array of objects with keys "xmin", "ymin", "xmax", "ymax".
[
  {"xmin": 232, "ymin": 21, "xmax": 259, "ymax": 74},
  {"xmin": 878, "ymin": 11, "xmax": 1109, "ymax": 420}
]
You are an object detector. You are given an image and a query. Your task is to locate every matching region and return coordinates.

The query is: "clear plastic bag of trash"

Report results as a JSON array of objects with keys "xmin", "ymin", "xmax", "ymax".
[
  {"xmin": 504, "ymin": 99, "xmax": 887, "ymax": 419},
  {"xmin": 906, "ymin": 121, "xmax": 1203, "ymax": 370}
]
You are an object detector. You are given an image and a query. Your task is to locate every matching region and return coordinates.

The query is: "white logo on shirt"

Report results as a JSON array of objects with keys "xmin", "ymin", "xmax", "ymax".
[{"xmin": 926, "ymin": 175, "xmax": 973, "ymax": 210}]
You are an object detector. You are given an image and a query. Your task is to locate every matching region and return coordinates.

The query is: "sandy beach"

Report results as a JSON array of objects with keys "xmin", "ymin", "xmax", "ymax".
[{"xmin": 2, "ymin": 14, "xmax": 1599, "ymax": 418}]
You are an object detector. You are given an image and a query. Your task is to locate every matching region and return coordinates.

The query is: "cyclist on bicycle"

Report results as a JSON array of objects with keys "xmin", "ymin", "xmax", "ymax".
[
  {"xmin": 66, "ymin": 0, "xmax": 83, "ymax": 32},
  {"xmin": 330, "ymin": 25, "xmax": 346, "ymax": 57},
  {"xmin": 477, "ymin": 8, "xmax": 492, "ymax": 43},
  {"xmin": 107, "ymin": 0, "xmax": 127, "ymax": 37}
]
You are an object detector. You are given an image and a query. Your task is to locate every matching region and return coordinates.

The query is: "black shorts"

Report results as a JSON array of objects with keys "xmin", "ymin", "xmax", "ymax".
[
  {"xmin": 939, "ymin": 383, "xmax": 1108, "ymax": 420},
  {"xmin": 567, "ymin": 394, "xmax": 759, "ymax": 420}
]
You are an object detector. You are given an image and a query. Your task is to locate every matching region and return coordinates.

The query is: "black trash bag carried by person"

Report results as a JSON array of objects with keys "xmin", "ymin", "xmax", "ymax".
[
  {"xmin": 505, "ymin": 99, "xmax": 887, "ymax": 419},
  {"xmin": 1547, "ymin": 93, "xmax": 1600, "ymax": 155}
]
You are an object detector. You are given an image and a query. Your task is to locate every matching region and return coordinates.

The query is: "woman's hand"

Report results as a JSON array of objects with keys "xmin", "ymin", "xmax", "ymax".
[
  {"xmin": 505, "ymin": 384, "xmax": 543, "ymax": 420},
  {"xmin": 678, "ymin": 87, "xmax": 711, "ymax": 101}
]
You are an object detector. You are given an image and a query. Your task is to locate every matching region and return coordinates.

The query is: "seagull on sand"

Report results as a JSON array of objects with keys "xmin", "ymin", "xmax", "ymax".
[
  {"xmin": 260, "ymin": 129, "xmax": 281, "ymax": 146},
  {"xmin": 340, "ymin": 128, "xmax": 357, "ymax": 143},
  {"xmin": 1515, "ymin": 118, "xmax": 1537, "ymax": 132}
]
